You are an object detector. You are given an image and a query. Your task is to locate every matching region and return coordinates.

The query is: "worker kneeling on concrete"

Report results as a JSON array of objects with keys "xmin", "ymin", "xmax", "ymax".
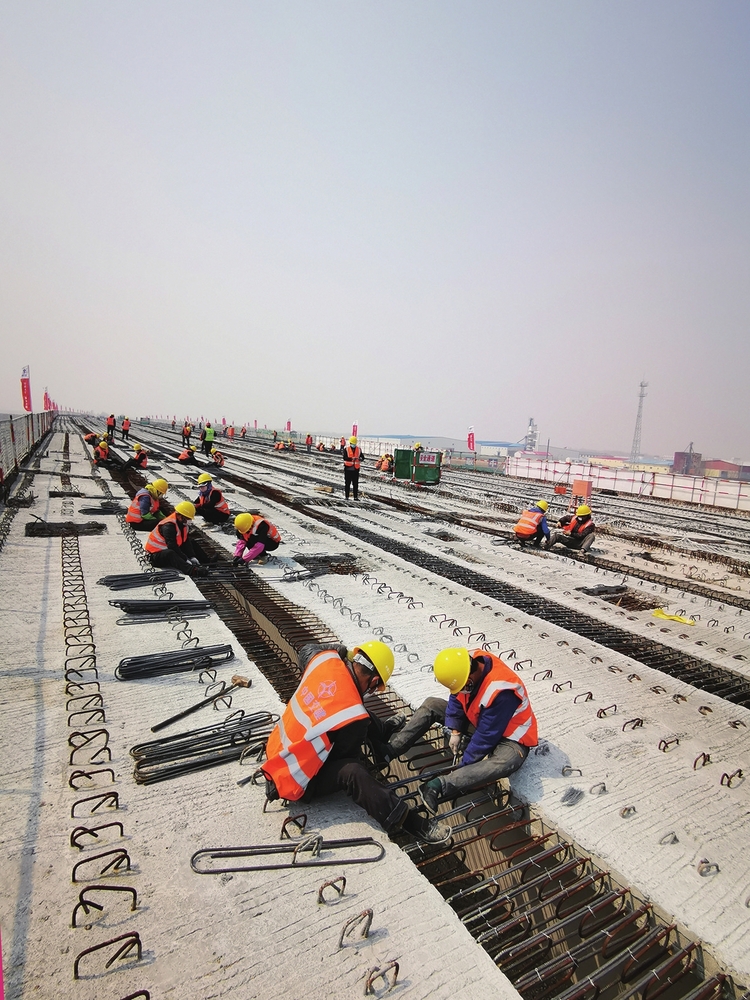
[
  {"xmin": 547, "ymin": 504, "xmax": 596, "ymax": 555},
  {"xmin": 193, "ymin": 472, "xmax": 230, "ymax": 525},
  {"xmin": 121, "ymin": 443, "xmax": 148, "ymax": 471},
  {"xmin": 261, "ymin": 642, "xmax": 452, "ymax": 845},
  {"xmin": 381, "ymin": 648, "xmax": 538, "ymax": 815},
  {"xmin": 125, "ymin": 478, "xmax": 168, "ymax": 532},
  {"xmin": 144, "ymin": 501, "xmax": 212, "ymax": 577},
  {"xmin": 513, "ymin": 499, "xmax": 550, "ymax": 548},
  {"xmin": 232, "ymin": 512, "xmax": 280, "ymax": 566},
  {"xmin": 178, "ymin": 445, "xmax": 198, "ymax": 464}
]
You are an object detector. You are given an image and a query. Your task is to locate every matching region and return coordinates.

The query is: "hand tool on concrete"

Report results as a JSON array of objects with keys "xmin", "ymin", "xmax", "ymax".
[{"xmin": 151, "ymin": 675, "xmax": 252, "ymax": 732}]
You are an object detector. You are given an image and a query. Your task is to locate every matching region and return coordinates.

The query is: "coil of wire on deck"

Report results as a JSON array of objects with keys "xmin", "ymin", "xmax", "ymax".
[
  {"xmin": 130, "ymin": 711, "xmax": 277, "ymax": 784},
  {"xmin": 115, "ymin": 645, "xmax": 235, "ymax": 681}
]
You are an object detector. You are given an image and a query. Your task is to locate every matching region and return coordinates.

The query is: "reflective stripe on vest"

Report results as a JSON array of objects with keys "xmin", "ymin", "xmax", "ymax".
[
  {"xmin": 126, "ymin": 489, "xmax": 158, "ymax": 523},
  {"xmin": 144, "ymin": 513, "xmax": 188, "ymax": 554},
  {"xmin": 252, "ymin": 518, "xmax": 281, "ymax": 544},
  {"xmin": 514, "ymin": 509, "xmax": 544, "ymax": 537},
  {"xmin": 456, "ymin": 651, "xmax": 538, "ymax": 747},
  {"xmin": 262, "ymin": 650, "xmax": 369, "ymax": 801},
  {"xmin": 344, "ymin": 446, "xmax": 361, "ymax": 469},
  {"xmin": 198, "ymin": 489, "xmax": 229, "ymax": 514}
]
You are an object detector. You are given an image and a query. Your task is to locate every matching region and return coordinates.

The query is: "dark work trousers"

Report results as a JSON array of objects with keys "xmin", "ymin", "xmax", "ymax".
[
  {"xmin": 196, "ymin": 506, "xmax": 230, "ymax": 525},
  {"xmin": 182, "ymin": 433, "xmax": 191, "ymax": 446},
  {"xmin": 388, "ymin": 696, "xmax": 530, "ymax": 802},
  {"xmin": 344, "ymin": 467, "xmax": 360, "ymax": 500},
  {"xmin": 548, "ymin": 530, "xmax": 595, "ymax": 553},
  {"xmin": 128, "ymin": 518, "xmax": 161, "ymax": 533},
  {"xmin": 121, "ymin": 428, "xmax": 130, "ymax": 441},
  {"xmin": 148, "ymin": 549, "xmax": 193, "ymax": 574},
  {"xmin": 516, "ymin": 525, "xmax": 547, "ymax": 547},
  {"xmin": 303, "ymin": 759, "xmax": 408, "ymax": 832},
  {"xmin": 202, "ymin": 439, "xmax": 214, "ymax": 457}
]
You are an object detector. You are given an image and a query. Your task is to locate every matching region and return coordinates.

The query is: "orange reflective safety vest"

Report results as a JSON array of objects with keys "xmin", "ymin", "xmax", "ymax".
[
  {"xmin": 106, "ymin": 417, "xmax": 116, "ymax": 430},
  {"xmin": 514, "ymin": 508, "xmax": 545, "ymax": 538},
  {"xmin": 251, "ymin": 517, "xmax": 281, "ymax": 544},
  {"xmin": 197, "ymin": 488, "xmax": 229, "ymax": 515},
  {"xmin": 126, "ymin": 488, "xmax": 159, "ymax": 524},
  {"xmin": 178, "ymin": 449, "xmax": 193, "ymax": 460},
  {"xmin": 212, "ymin": 451, "xmax": 225, "ymax": 467},
  {"xmin": 456, "ymin": 652, "xmax": 538, "ymax": 747},
  {"xmin": 144, "ymin": 513, "xmax": 188, "ymax": 554},
  {"xmin": 122, "ymin": 419, "xmax": 131, "ymax": 431},
  {"xmin": 94, "ymin": 444, "xmax": 109, "ymax": 461},
  {"xmin": 344, "ymin": 446, "xmax": 361, "ymax": 470},
  {"xmin": 564, "ymin": 516, "xmax": 593, "ymax": 537},
  {"xmin": 262, "ymin": 650, "xmax": 370, "ymax": 801}
]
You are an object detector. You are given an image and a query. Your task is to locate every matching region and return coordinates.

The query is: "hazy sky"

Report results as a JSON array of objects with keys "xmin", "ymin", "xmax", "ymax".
[{"xmin": 1, "ymin": 2, "xmax": 748, "ymax": 458}]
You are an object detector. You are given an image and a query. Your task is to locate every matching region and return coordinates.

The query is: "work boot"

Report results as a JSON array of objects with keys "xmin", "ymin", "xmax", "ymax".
[
  {"xmin": 256, "ymin": 554, "xmax": 268, "ymax": 565},
  {"xmin": 402, "ymin": 811, "xmax": 452, "ymax": 845},
  {"xmin": 419, "ymin": 778, "xmax": 443, "ymax": 816},
  {"xmin": 380, "ymin": 713, "xmax": 407, "ymax": 740}
]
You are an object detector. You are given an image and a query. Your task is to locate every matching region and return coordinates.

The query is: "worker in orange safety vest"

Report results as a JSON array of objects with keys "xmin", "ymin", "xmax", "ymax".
[
  {"xmin": 513, "ymin": 499, "xmax": 550, "ymax": 548},
  {"xmin": 121, "ymin": 417, "xmax": 131, "ymax": 441},
  {"xmin": 380, "ymin": 648, "xmax": 538, "ymax": 815},
  {"xmin": 125, "ymin": 479, "xmax": 168, "ymax": 531},
  {"xmin": 262, "ymin": 641, "xmax": 452, "ymax": 845},
  {"xmin": 144, "ymin": 502, "xmax": 213, "ymax": 576},
  {"xmin": 342, "ymin": 436, "xmax": 363, "ymax": 500},
  {"xmin": 547, "ymin": 505, "xmax": 596, "ymax": 556},
  {"xmin": 193, "ymin": 472, "xmax": 231, "ymax": 525}
]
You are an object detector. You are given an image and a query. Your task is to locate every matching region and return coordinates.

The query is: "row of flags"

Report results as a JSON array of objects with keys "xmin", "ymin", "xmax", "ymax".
[{"xmin": 20, "ymin": 366, "xmax": 57, "ymax": 413}]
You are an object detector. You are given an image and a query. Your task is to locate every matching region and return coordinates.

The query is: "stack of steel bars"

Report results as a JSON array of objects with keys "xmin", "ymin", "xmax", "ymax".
[{"xmin": 115, "ymin": 644, "xmax": 235, "ymax": 681}]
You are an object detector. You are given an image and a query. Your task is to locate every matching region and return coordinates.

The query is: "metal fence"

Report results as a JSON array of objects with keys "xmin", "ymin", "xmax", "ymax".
[{"xmin": 0, "ymin": 411, "xmax": 56, "ymax": 494}]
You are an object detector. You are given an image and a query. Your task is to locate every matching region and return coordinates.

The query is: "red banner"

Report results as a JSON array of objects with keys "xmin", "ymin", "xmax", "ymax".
[
  {"xmin": 467, "ymin": 426, "xmax": 475, "ymax": 451},
  {"xmin": 20, "ymin": 366, "xmax": 32, "ymax": 412},
  {"xmin": 286, "ymin": 420, "xmax": 291, "ymax": 432},
  {"xmin": 352, "ymin": 422, "xmax": 358, "ymax": 437},
  {"xmin": 254, "ymin": 419, "xmax": 257, "ymax": 430}
]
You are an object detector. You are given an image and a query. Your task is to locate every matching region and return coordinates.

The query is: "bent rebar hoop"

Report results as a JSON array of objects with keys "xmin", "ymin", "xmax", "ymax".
[{"xmin": 190, "ymin": 837, "xmax": 386, "ymax": 874}]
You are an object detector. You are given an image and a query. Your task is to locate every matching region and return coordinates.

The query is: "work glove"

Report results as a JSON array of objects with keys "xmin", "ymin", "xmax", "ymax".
[
  {"xmin": 232, "ymin": 556, "xmax": 243, "ymax": 567},
  {"xmin": 449, "ymin": 732, "xmax": 463, "ymax": 755},
  {"xmin": 190, "ymin": 557, "xmax": 200, "ymax": 567}
]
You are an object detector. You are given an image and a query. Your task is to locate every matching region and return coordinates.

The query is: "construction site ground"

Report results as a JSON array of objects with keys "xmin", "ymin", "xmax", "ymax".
[{"xmin": 1, "ymin": 419, "xmax": 749, "ymax": 1000}]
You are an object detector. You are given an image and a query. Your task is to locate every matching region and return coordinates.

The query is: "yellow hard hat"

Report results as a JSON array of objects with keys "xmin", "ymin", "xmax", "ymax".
[
  {"xmin": 349, "ymin": 436, "xmax": 357, "ymax": 445},
  {"xmin": 174, "ymin": 501, "xmax": 195, "ymax": 519},
  {"xmin": 146, "ymin": 478, "xmax": 168, "ymax": 496},
  {"xmin": 211, "ymin": 447, "xmax": 217, "ymax": 454},
  {"xmin": 352, "ymin": 641, "xmax": 394, "ymax": 687},
  {"xmin": 190, "ymin": 446, "xmax": 197, "ymax": 451},
  {"xmin": 536, "ymin": 499, "xmax": 549, "ymax": 512},
  {"xmin": 414, "ymin": 442, "xmax": 422, "ymax": 448},
  {"xmin": 234, "ymin": 512, "xmax": 254, "ymax": 533},
  {"xmin": 576, "ymin": 505, "xmax": 592, "ymax": 517},
  {"xmin": 433, "ymin": 648, "xmax": 472, "ymax": 694},
  {"xmin": 197, "ymin": 472, "xmax": 213, "ymax": 484},
  {"xmin": 133, "ymin": 443, "xmax": 142, "ymax": 451}
]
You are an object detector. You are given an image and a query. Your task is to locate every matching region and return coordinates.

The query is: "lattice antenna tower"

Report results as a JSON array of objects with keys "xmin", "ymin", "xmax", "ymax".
[{"xmin": 629, "ymin": 380, "xmax": 648, "ymax": 464}]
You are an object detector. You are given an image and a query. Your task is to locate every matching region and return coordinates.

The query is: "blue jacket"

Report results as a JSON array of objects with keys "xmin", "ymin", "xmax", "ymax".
[
  {"xmin": 529, "ymin": 505, "xmax": 550, "ymax": 539},
  {"xmin": 444, "ymin": 656, "xmax": 522, "ymax": 765}
]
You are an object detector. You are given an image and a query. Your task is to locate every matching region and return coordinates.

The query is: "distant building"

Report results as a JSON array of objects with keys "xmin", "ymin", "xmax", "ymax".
[
  {"xmin": 673, "ymin": 451, "xmax": 703, "ymax": 476},
  {"xmin": 703, "ymin": 460, "xmax": 740, "ymax": 480}
]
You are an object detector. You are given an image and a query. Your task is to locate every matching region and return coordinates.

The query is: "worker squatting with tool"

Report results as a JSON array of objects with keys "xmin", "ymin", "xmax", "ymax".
[
  {"xmin": 261, "ymin": 641, "xmax": 453, "ymax": 845},
  {"xmin": 144, "ymin": 501, "xmax": 215, "ymax": 577},
  {"xmin": 232, "ymin": 512, "xmax": 281, "ymax": 566},
  {"xmin": 377, "ymin": 647, "xmax": 538, "ymax": 815}
]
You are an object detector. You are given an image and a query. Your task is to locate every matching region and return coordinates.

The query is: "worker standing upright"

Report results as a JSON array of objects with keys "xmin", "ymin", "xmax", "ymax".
[
  {"xmin": 342, "ymin": 435, "xmax": 363, "ymax": 501},
  {"xmin": 193, "ymin": 473, "xmax": 231, "ymax": 525},
  {"xmin": 201, "ymin": 422, "xmax": 216, "ymax": 457},
  {"xmin": 181, "ymin": 421, "xmax": 192, "ymax": 446},
  {"xmin": 106, "ymin": 414, "xmax": 116, "ymax": 437},
  {"xmin": 513, "ymin": 499, "xmax": 551, "ymax": 548},
  {"xmin": 121, "ymin": 417, "xmax": 131, "ymax": 441},
  {"xmin": 305, "ymin": 433, "xmax": 313, "ymax": 453}
]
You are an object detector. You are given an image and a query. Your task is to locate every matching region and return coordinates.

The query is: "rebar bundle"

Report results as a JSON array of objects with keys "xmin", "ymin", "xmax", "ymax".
[
  {"xmin": 114, "ymin": 644, "xmax": 235, "ymax": 681},
  {"xmin": 130, "ymin": 711, "xmax": 277, "ymax": 784},
  {"xmin": 109, "ymin": 599, "xmax": 211, "ymax": 615},
  {"xmin": 98, "ymin": 570, "xmax": 184, "ymax": 590}
]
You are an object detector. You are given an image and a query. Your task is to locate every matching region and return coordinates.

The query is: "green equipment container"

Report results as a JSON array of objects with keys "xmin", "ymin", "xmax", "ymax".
[{"xmin": 393, "ymin": 448, "xmax": 442, "ymax": 484}]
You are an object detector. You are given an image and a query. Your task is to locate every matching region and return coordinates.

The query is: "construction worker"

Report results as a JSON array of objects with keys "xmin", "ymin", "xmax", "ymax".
[
  {"xmin": 316, "ymin": 441, "xmax": 325, "ymax": 452},
  {"xmin": 125, "ymin": 479, "xmax": 168, "ymax": 531},
  {"xmin": 287, "ymin": 439, "xmax": 295, "ymax": 452},
  {"xmin": 272, "ymin": 430, "xmax": 278, "ymax": 443},
  {"xmin": 413, "ymin": 442, "xmax": 423, "ymax": 453},
  {"xmin": 178, "ymin": 445, "xmax": 198, "ymax": 464},
  {"xmin": 261, "ymin": 642, "xmax": 451, "ymax": 845},
  {"xmin": 305, "ymin": 433, "xmax": 313, "ymax": 454},
  {"xmin": 547, "ymin": 505, "xmax": 596, "ymax": 556},
  {"xmin": 227, "ymin": 425, "xmax": 235, "ymax": 442},
  {"xmin": 93, "ymin": 438, "xmax": 111, "ymax": 465},
  {"xmin": 106, "ymin": 414, "xmax": 116, "ymax": 437},
  {"xmin": 83, "ymin": 432, "xmax": 99, "ymax": 444},
  {"xmin": 232, "ymin": 512, "xmax": 280, "ymax": 565},
  {"xmin": 513, "ymin": 499, "xmax": 550, "ymax": 548},
  {"xmin": 201, "ymin": 422, "xmax": 216, "ymax": 457},
  {"xmin": 181, "ymin": 421, "xmax": 193, "ymax": 446},
  {"xmin": 210, "ymin": 447, "xmax": 225, "ymax": 468},
  {"xmin": 380, "ymin": 648, "xmax": 538, "ymax": 815},
  {"xmin": 194, "ymin": 472, "xmax": 230, "ymax": 525},
  {"xmin": 343, "ymin": 435, "xmax": 363, "ymax": 500},
  {"xmin": 121, "ymin": 417, "xmax": 131, "ymax": 441},
  {"xmin": 121, "ymin": 443, "xmax": 148, "ymax": 471},
  {"xmin": 240, "ymin": 425, "xmax": 247, "ymax": 439},
  {"xmin": 144, "ymin": 501, "xmax": 212, "ymax": 576}
]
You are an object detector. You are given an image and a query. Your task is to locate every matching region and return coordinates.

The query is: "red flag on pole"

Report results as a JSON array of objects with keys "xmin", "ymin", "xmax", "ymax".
[
  {"xmin": 467, "ymin": 426, "xmax": 475, "ymax": 451},
  {"xmin": 286, "ymin": 420, "xmax": 291, "ymax": 432},
  {"xmin": 20, "ymin": 366, "xmax": 32, "ymax": 412},
  {"xmin": 352, "ymin": 422, "xmax": 358, "ymax": 437}
]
